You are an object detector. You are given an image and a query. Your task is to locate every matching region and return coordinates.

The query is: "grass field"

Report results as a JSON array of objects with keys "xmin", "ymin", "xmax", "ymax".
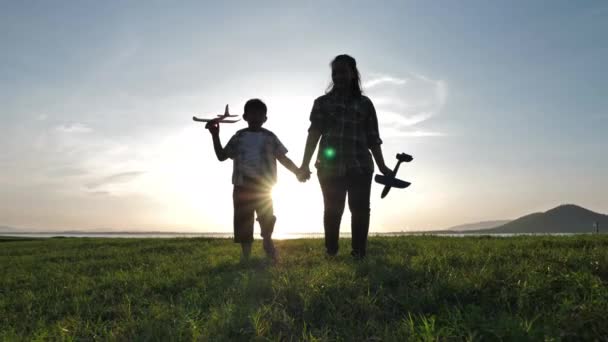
[{"xmin": 1, "ymin": 235, "xmax": 607, "ymax": 341}]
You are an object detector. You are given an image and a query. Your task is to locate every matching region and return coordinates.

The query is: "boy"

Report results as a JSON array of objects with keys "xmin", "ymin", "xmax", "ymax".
[{"xmin": 206, "ymin": 99, "xmax": 306, "ymax": 261}]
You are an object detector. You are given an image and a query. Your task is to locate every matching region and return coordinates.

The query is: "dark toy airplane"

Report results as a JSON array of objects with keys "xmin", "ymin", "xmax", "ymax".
[
  {"xmin": 375, "ymin": 153, "xmax": 413, "ymax": 198},
  {"xmin": 192, "ymin": 104, "xmax": 241, "ymax": 123}
]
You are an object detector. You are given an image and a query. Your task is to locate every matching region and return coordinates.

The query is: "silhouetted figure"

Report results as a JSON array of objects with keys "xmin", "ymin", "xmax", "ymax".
[
  {"xmin": 299, "ymin": 55, "xmax": 392, "ymax": 258},
  {"xmin": 206, "ymin": 99, "xmax": 305, "ymax": 262},
  {"xmin": 594, "ymin": 221, "xmax": 600, "ymax": 234}
]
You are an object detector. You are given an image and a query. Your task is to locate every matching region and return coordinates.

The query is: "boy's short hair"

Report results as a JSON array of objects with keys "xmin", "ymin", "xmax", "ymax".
[{"xmin": 244, "ymin": 99, "xmax": 267, "ymax": 115}]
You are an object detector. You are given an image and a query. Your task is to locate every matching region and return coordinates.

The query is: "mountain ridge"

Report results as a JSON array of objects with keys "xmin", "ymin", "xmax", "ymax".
[
  {"xmin": 442, "ymin": 220, "xmax": 511, "ymax": 232},
  {"xmin": 468, "ymin": 204, "xmax": 606, "ymax": 234}
]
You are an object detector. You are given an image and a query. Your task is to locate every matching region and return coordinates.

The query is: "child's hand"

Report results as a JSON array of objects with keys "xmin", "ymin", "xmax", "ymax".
[{"xmin": 205, "ymin": 120, "xmax": 219, "ymax": 136}]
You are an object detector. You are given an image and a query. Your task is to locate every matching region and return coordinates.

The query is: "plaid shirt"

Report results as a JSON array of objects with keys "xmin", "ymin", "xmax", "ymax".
[
  {"xmin": 309, "ymin": 93, "xmax": 383, "ymax": 177},
  {"xmin": 224, "ymin": 128, "xmax": 288, "ymax": 186}
]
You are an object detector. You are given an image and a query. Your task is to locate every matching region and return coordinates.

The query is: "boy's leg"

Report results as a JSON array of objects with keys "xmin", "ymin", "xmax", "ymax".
[
  {"xmin": 347, "ymin": 171, "xmax": 373, "ymax": 258},
  {"xmin": 233, "ymin": 186, "xmax": 255, "ymax": 255},
  {"xmin": 257, "ymin": 196, "xmax": 275, "ymax": 240},
  {"xmin": 254, "ymin": 187, "xmax": 277, "ymax": 259},
  {"xmin": 318, "ymin": 174, "xmax": 347, "ymax": 256}
]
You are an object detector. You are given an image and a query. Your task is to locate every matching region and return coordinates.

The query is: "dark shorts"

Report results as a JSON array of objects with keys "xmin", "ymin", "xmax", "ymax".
[{"xmin": 233, "ymin": 180, "xmax": 275, "ymax": 243}]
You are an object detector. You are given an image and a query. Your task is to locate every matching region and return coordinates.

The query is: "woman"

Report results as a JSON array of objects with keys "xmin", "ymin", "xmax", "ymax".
[{"xmin": 299, "ymin": 54, "xmax": 392, "ymax": 258}]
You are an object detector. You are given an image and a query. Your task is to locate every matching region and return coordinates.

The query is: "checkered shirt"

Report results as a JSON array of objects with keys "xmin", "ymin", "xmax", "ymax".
[{"xmin": 308, "ymin": 93, "xmax": 383, "ymax": 177}]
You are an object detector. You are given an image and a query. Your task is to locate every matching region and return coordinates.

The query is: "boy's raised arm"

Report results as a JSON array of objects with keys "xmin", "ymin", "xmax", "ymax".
[{"xmin": 206, "ymin": 121, "xmax": 228, "ymax": 161}]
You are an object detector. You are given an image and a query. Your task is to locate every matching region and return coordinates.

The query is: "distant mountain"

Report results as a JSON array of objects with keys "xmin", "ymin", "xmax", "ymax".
[
  {"xmin": 0, "ymin": 226, "xmax": 20, "ymax": 233},
  {"xmin": 443, "ymin": 220, "xmax": 511, "ymax": 232},
  {"xmin": 471, "ymin": 204, "xmax": 607, "ymax": 234}
]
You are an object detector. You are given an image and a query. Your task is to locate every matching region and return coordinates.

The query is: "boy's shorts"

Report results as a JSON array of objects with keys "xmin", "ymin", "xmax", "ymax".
[{"xmin": 232, "ymin": 179, "xmax": 275, "ymax": 243}]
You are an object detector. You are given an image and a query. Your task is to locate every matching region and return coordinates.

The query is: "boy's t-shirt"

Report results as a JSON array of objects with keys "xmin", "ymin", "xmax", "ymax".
[{"xmin": 224, "ymin": 127, "xmax": 288, "ymax": 186}]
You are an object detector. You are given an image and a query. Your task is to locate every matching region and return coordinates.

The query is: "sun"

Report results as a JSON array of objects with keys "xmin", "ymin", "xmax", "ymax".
[{"xmin": 271, "ymin": 174, "xmax": 324, "ymax": 237}]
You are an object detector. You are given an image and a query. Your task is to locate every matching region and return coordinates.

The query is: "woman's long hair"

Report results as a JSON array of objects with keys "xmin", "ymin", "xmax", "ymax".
[{"xmin": 325, "ymin": 54, "xmax": 363, "ymax": 97}]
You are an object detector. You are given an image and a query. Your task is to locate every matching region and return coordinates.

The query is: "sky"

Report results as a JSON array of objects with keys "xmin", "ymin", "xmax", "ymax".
[{"xmin": 1, "ymin": 1, "xmax": 607, "ymax": 233}]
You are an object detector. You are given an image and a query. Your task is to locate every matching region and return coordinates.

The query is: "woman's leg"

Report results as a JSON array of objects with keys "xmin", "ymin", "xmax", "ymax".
[
  {"xmin": 318, "ymin": 174, "xmax": 347, "ymax": 255},
  {"xmin": 347, "ymin": 171, "xmax": 373, "ymax": 257}
]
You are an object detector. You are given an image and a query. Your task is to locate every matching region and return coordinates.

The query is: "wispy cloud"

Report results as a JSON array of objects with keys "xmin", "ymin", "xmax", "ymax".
[
  {"xmin": 363, "ymin": 75, "xmax": 408, "ymax": 88},
  {"xmin": 86, "ymin": 171, "xmax": 145, "ymax": 190},
  {"xmin": 55, "ymin": 123, "xmax": 92, "ymax": 133},
  {"xmin": 364, "ymin": 72, "xmax": 447, "ymax": 137}
]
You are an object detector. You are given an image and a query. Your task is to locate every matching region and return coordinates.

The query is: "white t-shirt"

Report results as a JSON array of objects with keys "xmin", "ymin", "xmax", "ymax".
[{"xmin": 224, "ymin": 128, "xmax": 288, "ymax": 186}]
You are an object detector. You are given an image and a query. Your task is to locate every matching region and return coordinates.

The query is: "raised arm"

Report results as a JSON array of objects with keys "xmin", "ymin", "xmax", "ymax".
[{"xmin": 206, "ymin": 121, "xmax": 229, "ymax": 161}]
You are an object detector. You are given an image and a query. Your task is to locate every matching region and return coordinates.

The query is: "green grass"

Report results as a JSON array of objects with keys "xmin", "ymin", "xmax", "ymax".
[{"xmin": 1, "ymin": 236, "xmax": 607, "ymax": 341}]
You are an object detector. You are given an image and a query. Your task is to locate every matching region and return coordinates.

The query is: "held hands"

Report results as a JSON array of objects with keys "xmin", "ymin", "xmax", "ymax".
[{"xmin": 296, "ymin": 165, "xmax": 312, "ymax": 183}]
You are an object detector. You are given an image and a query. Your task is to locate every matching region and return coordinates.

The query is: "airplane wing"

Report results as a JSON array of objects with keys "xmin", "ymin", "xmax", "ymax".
[
  {"xmin": 193, "ymin": 116, "xmax": 215, "ymax": 122},
  {"xmin": 192, "ymin": 116, "xmax": 240, "ymax": 123}
]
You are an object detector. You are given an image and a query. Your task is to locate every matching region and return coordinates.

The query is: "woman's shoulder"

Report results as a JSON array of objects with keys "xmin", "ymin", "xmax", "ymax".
[
  {"xmin": 315, "ymin": 93, "xmax": 373, "ymax": 106},
  {"xmin": 359, "ymin": 94, "xmax": 373, "ymax": 104},
  {"xmin": 314, "ymin": 94, "xmax": 331, "ymax": 103}
]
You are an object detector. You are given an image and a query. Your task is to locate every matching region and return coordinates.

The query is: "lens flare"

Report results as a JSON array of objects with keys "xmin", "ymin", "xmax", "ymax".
[{"xmin": 323, "ymin": 147, "xmax": 336, "ymax": 160}]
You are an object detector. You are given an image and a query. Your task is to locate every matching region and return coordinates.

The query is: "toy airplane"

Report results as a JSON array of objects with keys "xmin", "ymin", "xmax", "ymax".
[
  {"xmin": 192, "ymin": 104, "xmax": 241, "ymax": 123},
  {"xmin": 375, "ymin": 153, "xmax": 413, "ymax": 198}
]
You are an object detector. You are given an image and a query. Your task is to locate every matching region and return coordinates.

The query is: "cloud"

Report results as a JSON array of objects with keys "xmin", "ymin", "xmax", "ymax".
[
  {"xmin": 85, "ymin": 171, "xmax": 145, "ymax": 190},
  {"xmin": 363, "ymin": 75, "xmax": 408, "ymax": 88},
  {"xmin": 364, "ymin": 72, "xmax": 447, "ymax": 137},
  {"xmin": 55, "ymin": 123, "xmax": 93, "ymax": 133}
]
